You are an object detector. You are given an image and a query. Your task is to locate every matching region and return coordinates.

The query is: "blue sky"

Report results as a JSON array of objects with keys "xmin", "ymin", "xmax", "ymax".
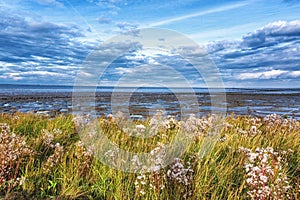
[{"xmin": 0, "ymin": 0, "xmax": 300, "ymax": 87}]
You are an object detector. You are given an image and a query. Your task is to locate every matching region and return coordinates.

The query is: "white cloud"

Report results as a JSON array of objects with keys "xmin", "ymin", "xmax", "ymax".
[
  {"xmin": 242, "ymin": 20, "xmax": 300, "ymax": 47},
  {"xmin": 115, "ymin": 21, "xmax": 138, "ymax": 32},
  {"xmin": 35, "ymin": 0, "xmax": 64, "ymax": 8},
  {"xmin": 289, "ymin": 71, "xmax": 300, "ymax": 77},
  {"xmin": 8, "ymin": 71, "xmax": 68, "ymax": 77},
  {"xmin": 89, "ymin": 0, "xmax": 123, "ymax": 13},
  {"xmin": 114, "ymin": 67, "xmax": 134, "ymax": 74},
  {"xmin": 205, "ymin": 19, "xmax": 300, "ymax": 87},
  {"xmin": 260, "ymin": 20, "xmax": 300, "ymax": 36},
  {"xmin": 235, "ymin": 69, "xmax": 300, "ymax": 80},
  {"xmin": 114, "ymin": 66, "xmax": 153, "ymax": 75}
]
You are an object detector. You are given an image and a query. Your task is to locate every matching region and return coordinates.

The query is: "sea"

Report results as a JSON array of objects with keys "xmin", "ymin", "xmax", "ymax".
[{"xmin": 0, "ymin": 84, "xmax": 299, "ymax": 119}]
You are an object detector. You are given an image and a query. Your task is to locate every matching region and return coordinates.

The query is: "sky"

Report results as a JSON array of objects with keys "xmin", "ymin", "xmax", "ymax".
[{"xmin": 0, "ymin": 0, "xmax": 300, "ymax": 87}]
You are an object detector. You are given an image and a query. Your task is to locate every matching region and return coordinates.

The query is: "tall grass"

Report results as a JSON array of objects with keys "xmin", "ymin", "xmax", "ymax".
[{"xmin": 0, "ymin": 112, "xmax": 299, "ymax": 199}]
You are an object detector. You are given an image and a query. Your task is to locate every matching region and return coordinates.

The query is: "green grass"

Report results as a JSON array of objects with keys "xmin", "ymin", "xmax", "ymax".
[{"xmin": 0, "ymin": 112, "xmax": 299, "ymax": 199}]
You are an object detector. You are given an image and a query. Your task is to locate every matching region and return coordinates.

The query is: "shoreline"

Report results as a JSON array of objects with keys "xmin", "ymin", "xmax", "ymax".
[{"xmin": 0, "ymin": 92, "xmax": 299, "ymax": 119}]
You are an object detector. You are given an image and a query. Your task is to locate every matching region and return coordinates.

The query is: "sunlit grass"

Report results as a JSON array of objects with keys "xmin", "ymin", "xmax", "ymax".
[{"xmin": 0, "ymin": 112, "xmax": 299, "ymax": 199}]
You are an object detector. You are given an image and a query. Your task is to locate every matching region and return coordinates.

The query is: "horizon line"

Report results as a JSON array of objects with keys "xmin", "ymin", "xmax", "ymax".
[{"xmin": 0, "ymin": 83, "xmax": 299, "ymax": 89}]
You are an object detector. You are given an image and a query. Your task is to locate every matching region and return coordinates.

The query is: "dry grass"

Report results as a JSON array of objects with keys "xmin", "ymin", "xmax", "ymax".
[{"xmin": 0, "ymin": 112, "xmax": 299, "ymax": 199}]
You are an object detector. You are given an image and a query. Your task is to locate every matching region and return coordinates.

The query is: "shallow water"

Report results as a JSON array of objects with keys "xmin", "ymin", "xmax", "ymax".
[{"xmin": 0, "ymin": 85, "xmax": 299, "ymax": 119}]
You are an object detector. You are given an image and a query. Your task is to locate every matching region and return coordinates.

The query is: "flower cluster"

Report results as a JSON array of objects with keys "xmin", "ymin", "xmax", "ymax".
[
  {"xmin": 104, "ymin": 148, "xmax": 120, "ymax": 168},
  {"xmin": 234, "ymin": 117, "xmax": 263, "ymax": 136},
  {"xmin": 41, "ymin": 128, "xmax": 64, "ymax": 148},
  {"xmin": 166, "ymin": 158, "xmax": 194, "ymax": 198},
  {"xmin": 179, "ymin": 114, "xmax": 214, "ymax": 138},
  {"xmin": 134, "ymin": 170, "xmax": 167, "ymax": 197},
  {"xmin": 41, "ymin": 129, "xmax": 54, "ymax": 147},
  {"xmin": 222, "ymin": 122, "xmax": 233, "ymax": 132},
  {"xmin": 132, "ymin": 124, "xmax": 146, "ymax": 137},
  {"xmin": 74, "ymin": 141, "xmax": 94, "ymax": 176},
  {"xmin": 263, "ymin": 114, "xmax": 299, "ymax": 133},
  {"xmin": 247, "ymin": 117, "xmax": 262, "ymax": 126},
  {"xmin": 167, "ymin": 158, "xmax": 193, "ymax": 186},
  {"xmin": 42, "ymin": 143, "xmax": 64, "ymax": 173},
  {"xmin": 0, "ymin": 123, "xmax": 32, "ymax": 189},
  {"xmin": 129, "ymin": 143, "xmax": 166, "ymax": 173},
  {"xmin": 149, "ymin": 142, "xmax": 166, "ymax": 171},
  {"xmin": 53, "ymin": 128, "xmax": 62, "ymax": 135},
  {"xmin": 119, "ymin": 111, "xmax": 179, "ymax": 138},
  {"xmin": 73, "ymin": 114, "xmax": 93, "ymax": 129},
  {"xmin": 134, "ymin": 156, "xmax": 194, "ymax": 198},
  {"xmin": 263, "ymin": 114, "xmax": 284, "ymax": 126},
  {"xmin": 134, "ymin": 174, "xmax": 148, "ymax": 196},
  {"xmin": 149, "ymin": 111, "xmax": 178, "ymax": 135},
  {"xmin": 248, "ymin": 125, "xmax": 260, "ymax": 135},
  {"xmin": 239, "ymin": 147, "xmax": 292, "ymax": 200}
]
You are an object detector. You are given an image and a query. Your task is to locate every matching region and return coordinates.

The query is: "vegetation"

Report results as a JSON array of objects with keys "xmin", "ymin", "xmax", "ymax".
[{"xmin": 0, "ymin": 112, "xmax": 299, "ymax": 199}]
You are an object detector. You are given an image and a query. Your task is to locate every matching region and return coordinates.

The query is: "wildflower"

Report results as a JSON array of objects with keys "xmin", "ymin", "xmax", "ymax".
[
  {"xmin": 115, "ymin": 111, "xmax": 126, "ymax": 127},
  {"xmin": 263, "ymin": 114, "xmax": 282, "ymax": 125},
  {"xmin": 134, "ymin": 174, "xmax": 148, "ymax": 196},
  {"xmin": 260, "ymin": 175, "xmax": 268, "ymax": 183},
  {"xmin": 149, "ymin": 143, "xmax": 166, "ymax": 171},
  {"xmin": 134, "ymin": 124, "xmax": 146, "ymax": 136},
  {"xmin": 240, "ymin": 146, "xmax": 292, "ymax": 200},
  {"xmin": 104, "ymin": 148, "xmax": 119, "ymax": 167},
  {"xmin": 248, "ymin": 153, "xmax": 258, "ymax": 163},
  {"xmin": 131, "ymin": 155, "xmax": 142, "ymax": 172},
  {"xmin": 0, "ymin": 124, "xmax": 33, "ymax": 188},
  {"xmin": 238, "ymin": 128, "xmax": 247, "ymax": 134},
  {"xmin": 53, "ymin": 128, "xmax": 62, "ymax": 135},
  {"xmin": 149, "ymin": 110, "xmax": 166, "ymax": 135},
  {"xmin": 73, "ymin": 114, "xmax": 91, "ymax": 128},
  {"xmin": 249, "ymin": 125, "xmax": 257, "ymax": 135},
  {"xmin": 167, "ymin": 158, "xmax": 193, "ymax": 186},
  {"xmin": 74, "ymin": 141, "xmax": 93, "ymax": 176},
  {"xmin": 179, "ymin": 114, "xmax": 214, "ymax": 139},
  {"xmin": 41, "ymin": 129, "xmax": 54, "ymax": 148},
  {"xmin": 19, "ymin": 176, "xmax": 26, "ymax": 186},
  {"xmin": 166, "ymin": 158, "xmax": 194, "ymax": 198},
  {"xmin": 140, "ymin": 190, "xmax": 146, "ymax": 195},
  {"xmin": 43, "ymin": 144, "xmax": 64, "ymax": 172},
  {"xmin": 107, "ymin": 114, "xmax": 114, "ymax": 121}
]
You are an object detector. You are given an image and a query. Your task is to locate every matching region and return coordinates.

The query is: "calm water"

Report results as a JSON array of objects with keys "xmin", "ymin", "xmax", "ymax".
[
  {"xmin": 0, "ymin": 84, "xmax": 300, "ymax": 94},
  {"xmin": 0, "ymin": 84, "xmax": 299, "ymax": 119}
]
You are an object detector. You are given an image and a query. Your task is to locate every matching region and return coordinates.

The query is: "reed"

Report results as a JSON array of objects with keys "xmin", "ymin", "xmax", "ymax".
[{"xmin": 0, "ymin": 112, "xmax": 299, "ymax": 199}]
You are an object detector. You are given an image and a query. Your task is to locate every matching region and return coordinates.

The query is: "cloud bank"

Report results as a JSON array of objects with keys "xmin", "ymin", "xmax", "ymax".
[
  {"xmin": 207, "ymin": 20, "xmax": 300, "ymax": 87},
  {"xmin": 0, "ymin": 10, "xmax": 92, "ymax": 84}
]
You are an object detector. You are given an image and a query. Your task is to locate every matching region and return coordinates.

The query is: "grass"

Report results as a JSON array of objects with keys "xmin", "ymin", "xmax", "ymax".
[{"xmin": 0, "ymin": 112, "xmax": 299, "ymax": 199}]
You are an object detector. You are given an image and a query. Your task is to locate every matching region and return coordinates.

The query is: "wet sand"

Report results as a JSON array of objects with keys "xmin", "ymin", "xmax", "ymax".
[{"xmin": 0, "ymin": 91, "xmax": 299, "ymax": 119}]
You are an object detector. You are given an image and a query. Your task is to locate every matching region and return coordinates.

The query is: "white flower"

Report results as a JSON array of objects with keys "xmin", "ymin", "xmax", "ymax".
[
  {"xmin": 246, "ymin": 178, "xmax": 253, "ymax": 184},
  {"xmin": 107, "ymin": 114, "xmax": 114, "ymax": 119},
  {"xmin": 19, "ymin": 176, "xmax": 26, "ymax": 186},
  {"xmin": 245, "ymin": 164, "xmax": 253, "ymax": 172},
  {"xmin": 141, "ymin": 181, "xmax": 146, "ymax": 185},
  {"xmin": 248, "ymin": 153, "xmax": 258, "ymax": 162},
  {"xmin": 249, "ymin": 125, "xmax": 257, "ymax": 134},
  {"xmin": 261, "ymin": 154, "xmax": 268, "ymax": 163},
  {"xmin": 133, "ymin": 124, "xmax": 146, "ymax": 136},
  {"xmin": 260, "ymin": 175, "xmax": 268, "ymax": 183},
  {"xmin": 140, "ymin": 190, "xmax": 145, "ymax": 195}
]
